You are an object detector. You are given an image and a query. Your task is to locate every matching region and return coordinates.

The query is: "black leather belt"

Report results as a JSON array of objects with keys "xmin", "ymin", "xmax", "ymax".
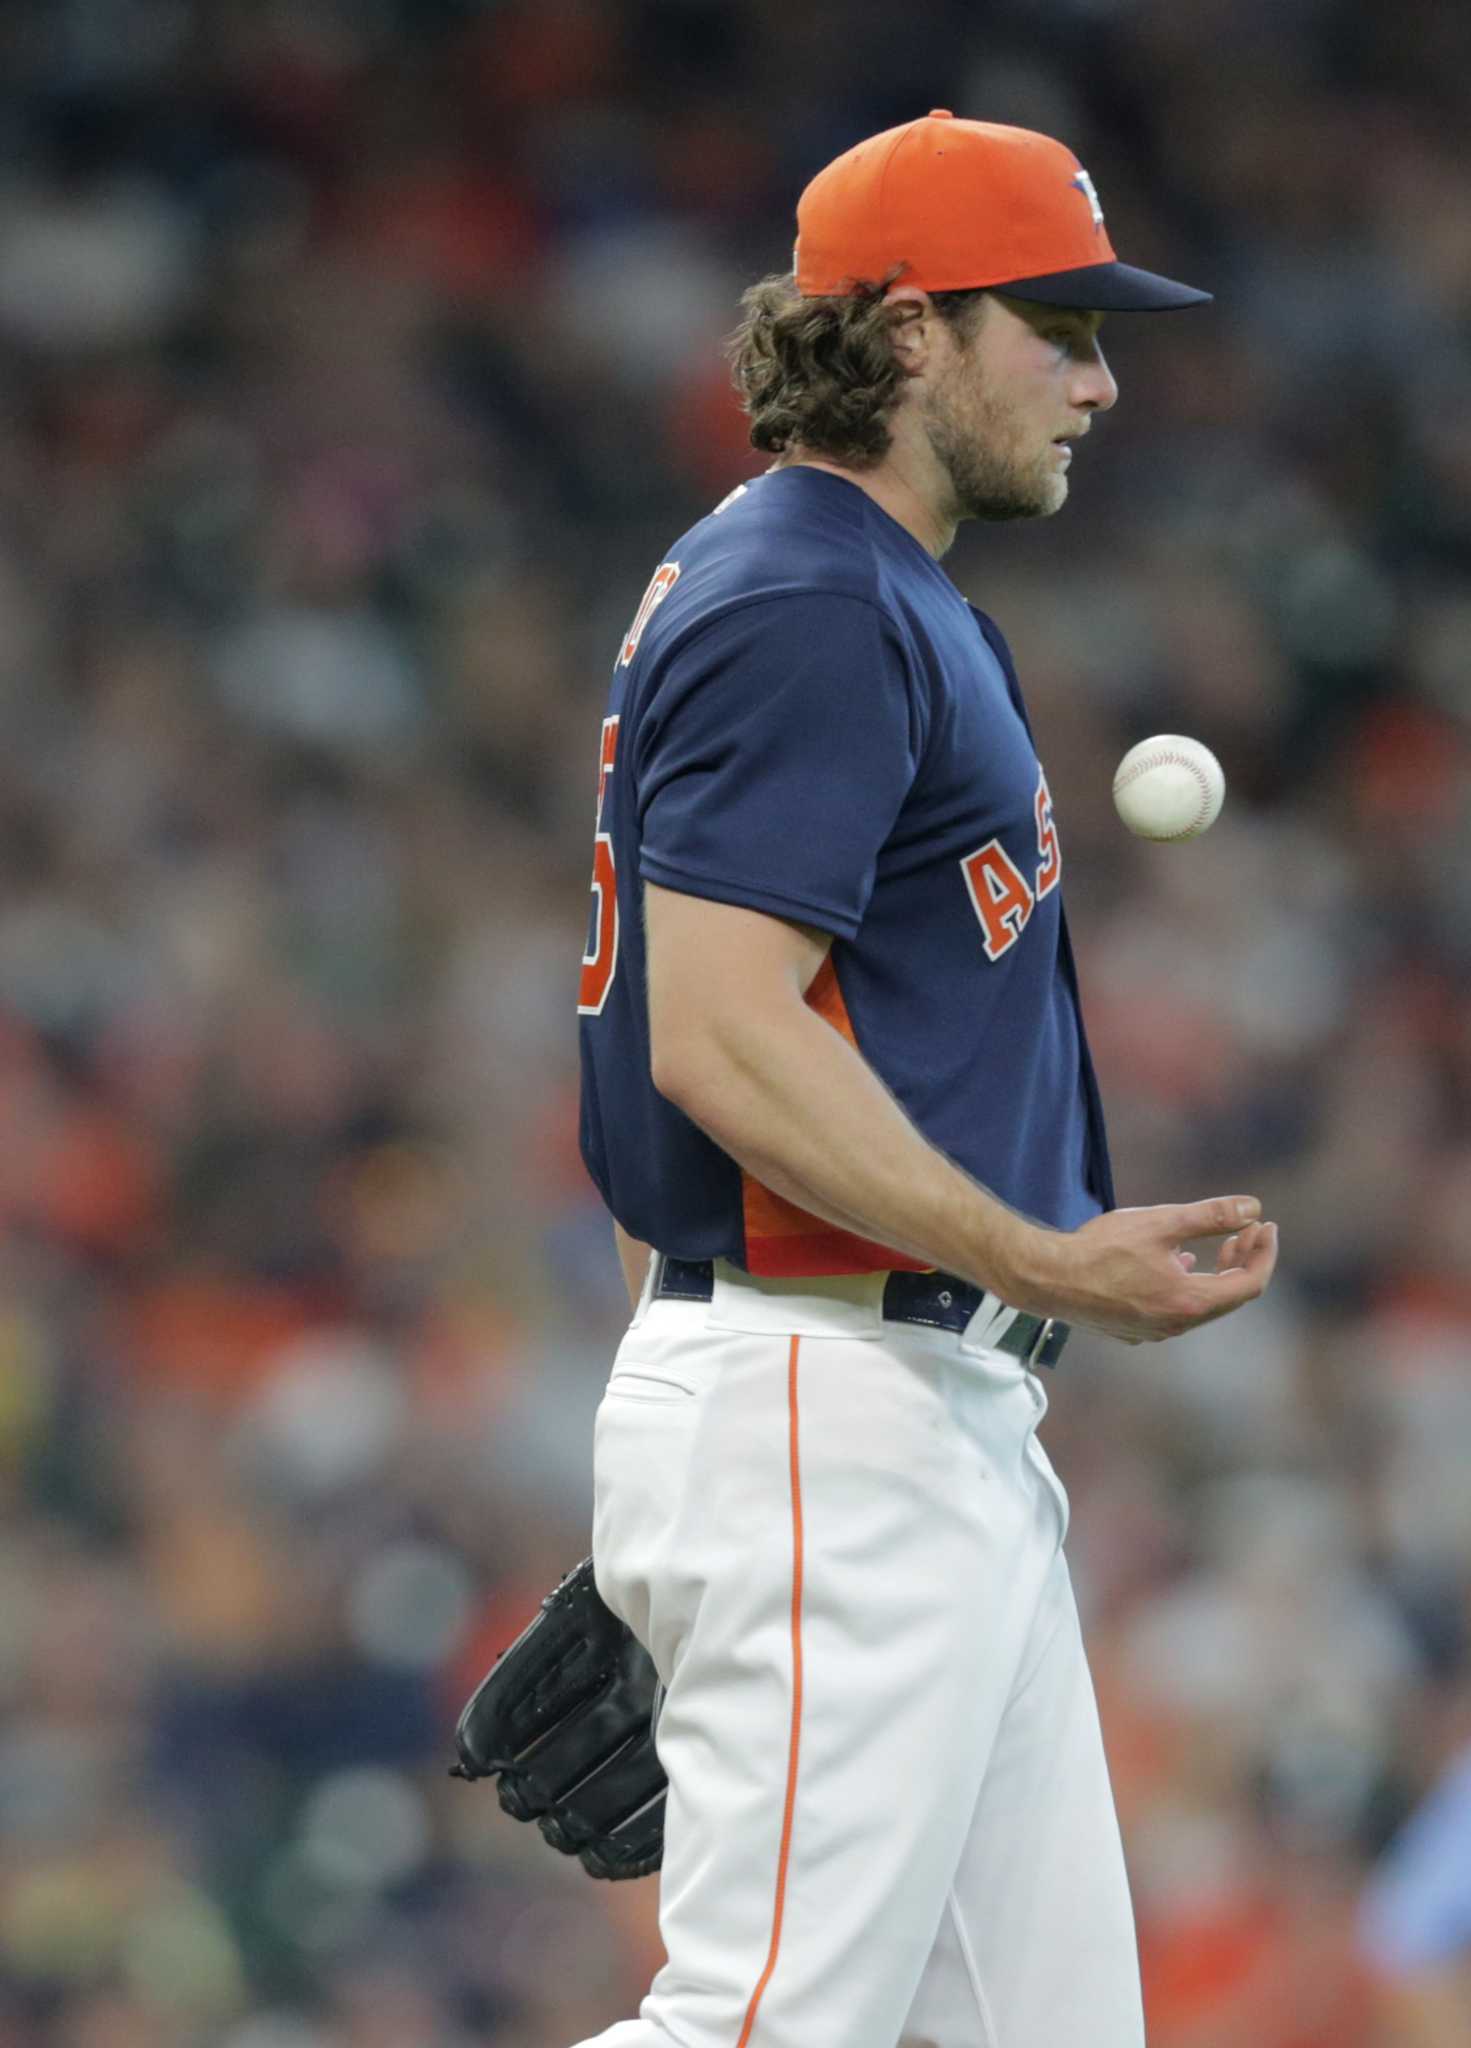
[{"xmin": 651, "ymin": 1257, "xmax": 1069, "ymax": 1370}]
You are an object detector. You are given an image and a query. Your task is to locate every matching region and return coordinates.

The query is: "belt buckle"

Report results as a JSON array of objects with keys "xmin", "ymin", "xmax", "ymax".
[{"xmin": 1024, "ymin": 1316, "xmax": 1056, "ymax": 1369}]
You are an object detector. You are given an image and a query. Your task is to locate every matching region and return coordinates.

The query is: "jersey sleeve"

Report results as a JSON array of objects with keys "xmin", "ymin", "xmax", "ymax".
[{"xmin": 635, "ymin": 593, "xmax": 924, "ymax": 940}]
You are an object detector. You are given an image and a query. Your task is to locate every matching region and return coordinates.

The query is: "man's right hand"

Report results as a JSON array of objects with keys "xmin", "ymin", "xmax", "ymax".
[{"xmin": 1006, "ymin": 1196, "xmax": 1279, "ymax": 1343}]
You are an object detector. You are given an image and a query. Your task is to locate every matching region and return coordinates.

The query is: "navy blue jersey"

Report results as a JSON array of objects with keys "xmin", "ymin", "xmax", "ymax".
[{"xmin": 578, "ymin": 466, "xmax": 1114, "ymax": 1275}]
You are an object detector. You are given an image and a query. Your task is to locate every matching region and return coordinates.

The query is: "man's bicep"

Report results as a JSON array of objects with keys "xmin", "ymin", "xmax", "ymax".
[{"xmin": 644, "ymin": 882, "xmax": 833, "ymax": 1055}]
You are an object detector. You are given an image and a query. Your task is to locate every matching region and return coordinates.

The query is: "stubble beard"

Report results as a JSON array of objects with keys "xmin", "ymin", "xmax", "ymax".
[{"xmin": 921, "ymin": 374, "xmax": 1066, "ymax": 525}]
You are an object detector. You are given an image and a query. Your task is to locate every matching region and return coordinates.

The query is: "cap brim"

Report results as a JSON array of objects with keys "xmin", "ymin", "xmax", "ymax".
[{"xmin": 996, "ymin": 260, "xmax": 1211, "ymax": 311}]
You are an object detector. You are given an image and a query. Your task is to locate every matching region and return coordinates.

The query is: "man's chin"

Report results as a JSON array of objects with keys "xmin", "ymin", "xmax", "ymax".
[
  {"xmin": 1041, "ymin": 471, "xmax": 1069, "ymax": 515},
  {"xmin": 965, "ymin": 477, "xmax": 1066, "ymax": 523}
]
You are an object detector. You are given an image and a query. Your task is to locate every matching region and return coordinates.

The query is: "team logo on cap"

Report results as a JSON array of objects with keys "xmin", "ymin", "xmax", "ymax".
[{"xmin": 1072, "ymin": 168, "xmax": 1105, "ymax": 232}]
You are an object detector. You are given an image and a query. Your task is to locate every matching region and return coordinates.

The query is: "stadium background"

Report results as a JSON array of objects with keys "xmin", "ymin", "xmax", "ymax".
[{"xmin": 1, "ymin": 1, "xmax": 1469, "ymax": 2042}]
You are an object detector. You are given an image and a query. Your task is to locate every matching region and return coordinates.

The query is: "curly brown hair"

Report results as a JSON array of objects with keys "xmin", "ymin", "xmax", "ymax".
[{"xmin": 727, "ymin": 271, "xmax": 988, "ymax": 469}]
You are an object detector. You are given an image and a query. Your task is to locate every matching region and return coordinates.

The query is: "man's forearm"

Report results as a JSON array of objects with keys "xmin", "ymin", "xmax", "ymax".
[
  {"xmin": 656, "ymin": 999, "xmax": 1044, "ymax": 1301},
  {"xmin": 643, "ymin": 888, "xmax": 1273, "ymax": 1343}
]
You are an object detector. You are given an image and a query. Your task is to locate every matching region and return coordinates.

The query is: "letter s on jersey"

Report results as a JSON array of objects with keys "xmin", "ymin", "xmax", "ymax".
[
  {"xmin": 578, "ymin": 715, "xmax": 621, "ymax": 1015},
  {"xmin": 1034, "ymin": 767, "xmax": 1060, "ymax": 899},
  {"xmin": 960, "ymin": 766, "xmax": 1061, "ymax": 962}
]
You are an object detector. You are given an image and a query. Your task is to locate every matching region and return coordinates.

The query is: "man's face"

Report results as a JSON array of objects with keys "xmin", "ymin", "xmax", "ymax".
[{"xmin": 919, "ymin": 292, "xmax": 1118, "ymax": 522}]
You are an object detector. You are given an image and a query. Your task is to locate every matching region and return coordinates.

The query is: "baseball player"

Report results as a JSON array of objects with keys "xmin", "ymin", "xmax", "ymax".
[{"xmin": 575, "ymin": 113, "xmax": 1278, "ymax": 2047}]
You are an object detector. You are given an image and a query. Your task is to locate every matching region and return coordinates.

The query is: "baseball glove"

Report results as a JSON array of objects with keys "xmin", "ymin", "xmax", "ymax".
[{"xmin": 449, "ymin": 1556, "xmax": 666, "ymax": 1880}]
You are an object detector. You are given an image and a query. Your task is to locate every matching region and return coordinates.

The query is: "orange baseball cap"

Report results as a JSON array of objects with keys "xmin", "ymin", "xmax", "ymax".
[{"xmin": 795, "ymin": 110, "xmax": 1210, "ymax": 311}]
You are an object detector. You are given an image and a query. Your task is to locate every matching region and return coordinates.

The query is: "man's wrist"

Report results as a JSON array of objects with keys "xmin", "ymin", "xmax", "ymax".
[
  {"xmin": 955, "ymin": 1202, "xmax": 1062, "ymax": 1315},
  {"xmin": 1004, "ymin": 1225, "xmax": 1070, "ymax": 1317}
]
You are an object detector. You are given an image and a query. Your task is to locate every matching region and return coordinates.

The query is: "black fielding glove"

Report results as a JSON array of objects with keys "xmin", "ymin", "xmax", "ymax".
[{"xmin": 449, "ymin": 1557, "xmax": 666, "ymax": 1881}]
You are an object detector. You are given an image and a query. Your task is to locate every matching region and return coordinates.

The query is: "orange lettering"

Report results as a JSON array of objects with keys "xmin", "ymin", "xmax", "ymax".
[
  {"xmin": 961, "ymin": 839, "xmax": 1036, "ymax": 961},
  {"xmin": 578, "ymin": 716, "xmax": 622, "ymax": 1014}
]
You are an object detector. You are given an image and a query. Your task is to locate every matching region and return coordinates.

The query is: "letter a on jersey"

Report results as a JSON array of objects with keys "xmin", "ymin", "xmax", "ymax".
[{"xmin": 961, "ymin": 841, "xmax": 1036, "ymax": 961}]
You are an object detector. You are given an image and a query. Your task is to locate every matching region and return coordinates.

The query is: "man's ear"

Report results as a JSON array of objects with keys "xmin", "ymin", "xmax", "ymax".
[{"xmin": 884, "ymin": 284, "xmax": 935, "ymax": 374}]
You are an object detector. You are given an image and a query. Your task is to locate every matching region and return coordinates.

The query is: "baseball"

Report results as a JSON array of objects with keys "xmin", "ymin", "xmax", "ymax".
[{"xmin": 1112, "ymin": 734, "xmax": 1225, "ymax": 841}]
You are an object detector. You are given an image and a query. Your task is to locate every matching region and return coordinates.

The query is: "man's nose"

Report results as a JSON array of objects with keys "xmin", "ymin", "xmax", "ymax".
[{"xmin": 1075, "ymin": 344, "xmax": 1118, "ymax": 414}]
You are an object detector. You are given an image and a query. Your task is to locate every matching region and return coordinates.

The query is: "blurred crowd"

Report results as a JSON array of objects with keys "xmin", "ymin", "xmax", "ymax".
[{"xmin": 1, "ymin": 1, "xmax": 1469, "ymax": 2043}]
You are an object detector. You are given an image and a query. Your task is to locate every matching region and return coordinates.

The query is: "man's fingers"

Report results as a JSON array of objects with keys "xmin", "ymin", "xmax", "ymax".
[
  {"xmin": 1076, "ymin": 1204, "xmax": 1279, "ymax": 1342},
  {"xmin": 1164, "ymin": 1195, "xmax": 1262, "ymax": 1241},
  {"xmin": 1216, "ymin": 1223, "xmax": 1264, "ymax": 1271},
  {"xmin": 1189, "ymin": 1222, "xmax": 1278, "ymax": 1317}
]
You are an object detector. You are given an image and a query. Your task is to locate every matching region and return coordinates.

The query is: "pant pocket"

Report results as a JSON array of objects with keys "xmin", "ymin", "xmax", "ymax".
[{"xmin": 604, "ymin": 1365, "xmax": 697, "ymax": 1403}]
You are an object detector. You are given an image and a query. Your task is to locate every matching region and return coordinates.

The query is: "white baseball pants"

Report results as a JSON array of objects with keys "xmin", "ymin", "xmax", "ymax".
[{"xmin": 575, "ymin": 1261, "xmax": 1144, "ymax": 2048}]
